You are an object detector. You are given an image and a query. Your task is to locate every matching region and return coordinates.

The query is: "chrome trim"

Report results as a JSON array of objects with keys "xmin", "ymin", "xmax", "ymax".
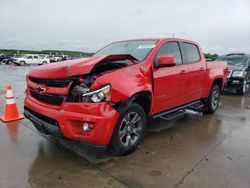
[{"xmin": 81, "ymin": 85, "xmax": 110, "ymax": 97}]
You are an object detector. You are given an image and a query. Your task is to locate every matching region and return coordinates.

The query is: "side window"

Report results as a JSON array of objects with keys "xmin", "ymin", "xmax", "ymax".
[
  {"xmin": 183, "ymin": 43, "xmax": 201, "ymax": 64},
  {"xmin": 154, "ymin": 42, "xmax": 183, "ymax": 65},
  {"xmin": 34, "ymin": 56, "xmax": 38, "ymax": 59},
  {"xmin": 27, "ymin": 56, "xmax": 33, "ymax": 59}
]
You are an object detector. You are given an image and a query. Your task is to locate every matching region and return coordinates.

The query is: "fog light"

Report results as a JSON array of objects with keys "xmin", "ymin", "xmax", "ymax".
[
  {"xmin": 83, "ymin": 122, "xmax": 90, "ymax": 131},
  {"xmin": 82, "ymin": 122, "xmax": 95, "ymax": 132}
]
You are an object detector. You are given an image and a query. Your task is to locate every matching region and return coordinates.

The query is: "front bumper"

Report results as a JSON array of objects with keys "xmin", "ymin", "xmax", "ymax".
[
  {"xmin": 224, "ymin": 77, "xmax": 244, "ymax": 90},
  {"xmin": 24, "ymin": 95, "xmax": 120, "ymax": 146}
]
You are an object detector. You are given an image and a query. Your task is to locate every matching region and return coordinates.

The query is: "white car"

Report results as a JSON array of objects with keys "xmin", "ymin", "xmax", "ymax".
[
  {"xmin": 12, "ymin": 54, "xmax": 50, "ymax": 66},
  {"xmin": 49, "ymin": 55, "xmax": 69, "ymax": 62}
]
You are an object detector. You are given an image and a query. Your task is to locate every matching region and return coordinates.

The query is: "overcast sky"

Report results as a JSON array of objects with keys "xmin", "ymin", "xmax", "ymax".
[{"xmin": 0, "ymin": 0, "xmax": 249, "ymax": 54}]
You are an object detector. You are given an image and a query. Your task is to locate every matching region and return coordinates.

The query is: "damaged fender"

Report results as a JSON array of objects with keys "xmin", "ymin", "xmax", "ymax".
[{"xmin": 90, "ymin": 62, "xmax": 153, "ymax": 111}]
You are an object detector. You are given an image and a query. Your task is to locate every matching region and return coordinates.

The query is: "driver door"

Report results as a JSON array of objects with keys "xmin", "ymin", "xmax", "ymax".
[{"xmin": 152, "ymin": 41, "xmax": 188, "ymax": 114}]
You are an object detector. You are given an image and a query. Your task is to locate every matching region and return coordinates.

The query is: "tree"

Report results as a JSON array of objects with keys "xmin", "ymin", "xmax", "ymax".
[{"xmin": 204, "ymin": 53, "xmax": 219, "ymax": 60}]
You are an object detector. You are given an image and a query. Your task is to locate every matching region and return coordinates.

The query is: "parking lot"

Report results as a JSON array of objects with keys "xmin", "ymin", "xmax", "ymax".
[{"xmin": 0, "ymin": 65, "xmax": 250, "ymax": 188}]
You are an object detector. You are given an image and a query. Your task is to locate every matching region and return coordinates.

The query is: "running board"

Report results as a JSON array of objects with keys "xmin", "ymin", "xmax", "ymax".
[{"xmin": 153, "ymin": 100, "xmax": 204, "ymax": 121}]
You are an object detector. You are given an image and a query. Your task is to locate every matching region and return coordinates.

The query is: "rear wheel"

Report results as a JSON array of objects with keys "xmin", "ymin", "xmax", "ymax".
[
  {"xmin": 109, "ymin": 103, "xmax": 146, "ymax": 155},
  {"xmin": 203, "ymin": 85, "xmax": 221, "ymax": 114},
  {"xmin": 42, "ymin": 61, "xmax": 47, "ymax": 65}
]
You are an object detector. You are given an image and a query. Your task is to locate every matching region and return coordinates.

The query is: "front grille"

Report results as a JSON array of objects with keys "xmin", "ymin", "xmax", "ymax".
[
  {"xmin": 227, "ymin": 78, "xmax": 243, "ymax": 85},
  {"xmin": 24, "ymin": 107, "xmax": 58, "ymax": 126},
  {"xmin": 29, "ymin": 77, "xmax": 75, "ymax": 88},
  {"xmin": 30, "ymin": 89, "xmax": 64, "ymax": 105}
]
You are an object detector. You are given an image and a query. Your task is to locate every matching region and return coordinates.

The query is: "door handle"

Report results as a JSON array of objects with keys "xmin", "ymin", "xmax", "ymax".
[{"xmin": 180, "ymin": 70, "xmax": 186, "ymax": 74}]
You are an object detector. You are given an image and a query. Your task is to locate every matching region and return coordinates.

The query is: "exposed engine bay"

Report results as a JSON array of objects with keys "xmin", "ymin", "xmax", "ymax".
[{"xmin": 68, "ymin": 56, "xmax": 137, "ymax": 103}]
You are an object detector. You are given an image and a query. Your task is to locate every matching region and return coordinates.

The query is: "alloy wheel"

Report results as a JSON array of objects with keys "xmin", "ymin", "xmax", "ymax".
[
  {"xmin": 119, "ymin": 112, "xmax": 143, "ymax": 147},
  {"xmin": 211, "ymin": 89, "xmax": 220, "ymax": 110}
]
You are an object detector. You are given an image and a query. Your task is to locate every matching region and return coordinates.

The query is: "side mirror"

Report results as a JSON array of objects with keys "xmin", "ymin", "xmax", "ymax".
[{"xmin": 156, "ymin": 55, "xmax": 176, "ymax": 68}]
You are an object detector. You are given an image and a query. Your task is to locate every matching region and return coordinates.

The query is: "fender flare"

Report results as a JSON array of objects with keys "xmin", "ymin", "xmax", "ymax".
[
  {"xmin": 203, "ymin": 76, "xmax": 224, "ymax": 98},
  {"xmin": 112, "ymin": 90, "xmax": 152, "ymax": 114}
]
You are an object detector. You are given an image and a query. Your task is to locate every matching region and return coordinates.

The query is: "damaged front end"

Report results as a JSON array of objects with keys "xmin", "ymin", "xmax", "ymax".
[
  {"xmin": 70, "ymin": 83, "xmax": 111, "ymax": 103},
  {"xmin": 25, "ymin": 55, "xmax": 139, "ymax": 146},
  {"xmin": 67, "ymin": 54, "xmax": 138, "ymax": 104},
  {"xmin": 24, "ymin": 53, "xmax": 152, "ymax": 149}
]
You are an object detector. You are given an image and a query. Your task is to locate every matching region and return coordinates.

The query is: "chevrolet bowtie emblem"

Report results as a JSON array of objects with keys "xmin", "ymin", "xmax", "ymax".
[{"xmin": 36, "ymin": 85, "xmax": 46, "ymax": 93}]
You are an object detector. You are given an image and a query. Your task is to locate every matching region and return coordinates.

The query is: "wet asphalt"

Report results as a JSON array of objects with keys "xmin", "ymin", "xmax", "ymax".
[{"xmin": 0, "ymin": 65, "xmax": 249, "ymax": 188}]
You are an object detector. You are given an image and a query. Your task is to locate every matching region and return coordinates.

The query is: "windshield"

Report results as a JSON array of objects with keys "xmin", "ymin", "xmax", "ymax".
[
  {"xmin": 216, "ymin": 55, "xmax": 250, "ymax": 66},
  {"xmin": 94, "ymin": 40, "xmax": 158, "ymax": 61}
]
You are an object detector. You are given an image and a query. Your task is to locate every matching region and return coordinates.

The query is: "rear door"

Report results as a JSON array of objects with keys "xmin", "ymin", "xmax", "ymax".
[
  {"xmin": 181, "ymin": 42, "xmax": 206, "ymax": 102},
  {"xmin": 153, "ymin": 41, "xmax": 188, "ymax": 114},
  {"xmin": 33, "ymin": 55, "xmax": 40, "ymax": 65}
]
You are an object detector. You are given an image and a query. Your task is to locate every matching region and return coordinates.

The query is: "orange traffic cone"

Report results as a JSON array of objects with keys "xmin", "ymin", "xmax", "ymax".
[{"xmin": 0, "ymin": 86, "xmax": 24, "ymax": 122}]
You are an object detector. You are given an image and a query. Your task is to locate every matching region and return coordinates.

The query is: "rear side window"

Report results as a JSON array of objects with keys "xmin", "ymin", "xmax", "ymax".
[
  {"xmin": 183, "ymin": 43, "xmax": 201, "ymax": 63},
  {"xmin": 154, "ymin": 42, "xmax": 183, "ymax": 65}
]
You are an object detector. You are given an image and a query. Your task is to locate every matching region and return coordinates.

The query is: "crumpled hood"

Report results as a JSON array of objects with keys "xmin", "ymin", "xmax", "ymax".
[
  {"xmin": 28, "ymin": 54, "xmax": 137, "ymax": 79},
  {"xmin": 228, "ymin": 64, "xmax": 248, "ymax": 72}
]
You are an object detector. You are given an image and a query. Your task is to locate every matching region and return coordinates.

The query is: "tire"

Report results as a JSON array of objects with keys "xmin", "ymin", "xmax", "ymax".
[
  {"xmin": 20, "ymin": 61, "xmax": 26, "ymax": 66},
  {"xmin": 237, "ymin": 80, "xmax": 247, "ymax": 95},
  {"xmin": 109, "ymin": 102, "xmax": 146, "ymax": 155},
  {"xmin": 203, "ymin": 85, "xmax": 221, "ymax": 114},
  {"xmin": 42, "ymin": 61, "xmax": 47, "ymax": 65}
]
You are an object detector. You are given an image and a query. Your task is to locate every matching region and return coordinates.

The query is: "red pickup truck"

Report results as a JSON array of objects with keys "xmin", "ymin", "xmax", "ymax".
[{"xmin": 24, "ymin": 38, "xmax": 228, "ymax": 155}]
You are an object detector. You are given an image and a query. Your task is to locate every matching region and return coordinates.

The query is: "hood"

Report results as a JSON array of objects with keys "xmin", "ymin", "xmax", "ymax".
[
  {"xmin": 14, "ymin": 57, "xmax": 25, "ymax": 60},
  {"xmin": 28, "ymin": 54, "xmax": 138, "ymax": 79},
  {"xmin": 228, "ymin": 64, "xmax": 248, "ymax": 72}
]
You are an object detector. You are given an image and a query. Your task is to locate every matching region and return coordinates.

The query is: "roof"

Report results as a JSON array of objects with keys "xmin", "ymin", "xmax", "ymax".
[{"xmin": 112, "ymin": 37, "xmax": 200, "ymax": 46}]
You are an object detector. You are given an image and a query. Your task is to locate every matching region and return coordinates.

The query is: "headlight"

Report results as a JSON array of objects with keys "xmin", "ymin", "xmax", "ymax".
[
  {"xmin": 232, "ymin": 71, "xmax": 245, "ymax": 77},
  {"xmin": 81, "ymin": 84, "xmax": 111, "ymax": 103}
]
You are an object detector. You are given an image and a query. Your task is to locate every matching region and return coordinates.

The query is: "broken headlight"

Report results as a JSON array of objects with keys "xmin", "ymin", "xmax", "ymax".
[{"xmin": 72, "ymin": 84, "xmax": 111, "ymax": 103}]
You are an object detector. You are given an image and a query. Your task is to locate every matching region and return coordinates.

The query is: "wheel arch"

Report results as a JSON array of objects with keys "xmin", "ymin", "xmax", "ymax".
[
  {"xmin": 203, "ymin": 76, "xmax": 224, "ymax": 99},
  {"xmin": 213, "ymin": 77, "xmax": 223, "ymax": 91},
  {"xmin": 113, "ymin": 91, "xmax": 152, "ymax": 116}
]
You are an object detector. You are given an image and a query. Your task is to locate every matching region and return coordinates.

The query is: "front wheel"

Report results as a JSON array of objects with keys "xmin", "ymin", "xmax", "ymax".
[
  {"xmin": 203, "ymin": 85, "xmax": 221, "ymax": 114},
  {"xmin": 20, "ymin": 61, "xmax": 26, "ymax": 66},
  {"xmin": 109, "ymin": 103, "xmax": 146, "ymax": 155}
]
